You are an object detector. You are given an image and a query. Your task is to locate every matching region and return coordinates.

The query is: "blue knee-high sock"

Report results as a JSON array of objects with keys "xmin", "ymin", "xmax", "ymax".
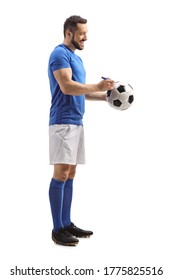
[
  {"xmin": 62, "ymin": 178, "xmax": 73, "ymax": 227},
  {"xmin": 49, "ymin": 178, "xmax": 65, "ymax": 232}
]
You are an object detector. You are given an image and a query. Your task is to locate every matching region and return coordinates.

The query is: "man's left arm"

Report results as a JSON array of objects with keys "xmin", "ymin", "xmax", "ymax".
[{"xmin": 85, "ymin": 92, "xmax": 107, "ymax": 101}]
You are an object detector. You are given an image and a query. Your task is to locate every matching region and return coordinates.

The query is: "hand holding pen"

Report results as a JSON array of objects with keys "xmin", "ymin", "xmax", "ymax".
[{"xmin": 97, "ymin": 76, "xmax": 115, "ymax": 91}]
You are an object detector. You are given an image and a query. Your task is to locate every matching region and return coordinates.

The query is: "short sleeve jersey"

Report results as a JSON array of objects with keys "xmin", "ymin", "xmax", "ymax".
[{"xmin": 48, "ymin": 44, "xmax": 86, "ymax": 125}]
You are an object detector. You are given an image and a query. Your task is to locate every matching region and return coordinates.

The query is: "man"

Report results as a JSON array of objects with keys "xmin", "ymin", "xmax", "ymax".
[{"xmin": 48, "ymin": 15, "xmax": 115, "ymax": 246}]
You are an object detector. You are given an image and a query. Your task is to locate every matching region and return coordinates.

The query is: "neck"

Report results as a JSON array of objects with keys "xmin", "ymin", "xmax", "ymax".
[{"xmin": 63, "ymin": 39, "xmax": 76, "ymax": 52}]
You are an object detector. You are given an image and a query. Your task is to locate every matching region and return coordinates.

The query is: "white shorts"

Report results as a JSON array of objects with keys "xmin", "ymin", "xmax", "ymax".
[{"xmin": 49, "ymin": 124, "xmax": 86, "ymax": 165}]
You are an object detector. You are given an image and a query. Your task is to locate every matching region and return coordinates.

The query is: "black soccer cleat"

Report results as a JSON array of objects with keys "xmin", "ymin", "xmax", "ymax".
[
  {"xmin": 65, "ymin": 223, "xmax": 93, "ymax": 238},
  {"xmin": 52, "ymin": 228, "xmax": 79, "ymax": 246}
]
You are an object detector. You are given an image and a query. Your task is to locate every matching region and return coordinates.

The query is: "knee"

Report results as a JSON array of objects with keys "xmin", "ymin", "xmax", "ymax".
[
  {"xmin": 69, "ymin": 165, "xmax": 77, "ymax": 179},
  {"xmin": 57, "ymin": 172, "xmax": 69, "ymax": 182},
  {"xmin": 53, "ymin": 164, "xmax": 70, "ymax": 182}
]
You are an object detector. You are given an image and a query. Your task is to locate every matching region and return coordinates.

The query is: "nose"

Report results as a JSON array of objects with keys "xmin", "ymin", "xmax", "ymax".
[{"xmin": 84, "ymin": 34, "xmax": 87, "ymax": 41}]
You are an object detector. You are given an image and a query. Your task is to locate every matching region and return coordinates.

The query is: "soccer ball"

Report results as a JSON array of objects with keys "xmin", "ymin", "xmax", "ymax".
[{"xmin": 107, "ymin": 81, "xmax": 134, "ymax": 110}]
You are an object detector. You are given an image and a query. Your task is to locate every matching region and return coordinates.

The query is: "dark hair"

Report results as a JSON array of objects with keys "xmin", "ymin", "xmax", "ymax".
[{"xmin": 63, "ymin": 15, "xmax": 87, "ymax": 37}]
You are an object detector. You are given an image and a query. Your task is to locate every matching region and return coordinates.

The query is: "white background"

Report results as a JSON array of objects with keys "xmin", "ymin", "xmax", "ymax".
[{"xmin": 0, "ymin": 0, "xmax": 173, "ymax": 279}]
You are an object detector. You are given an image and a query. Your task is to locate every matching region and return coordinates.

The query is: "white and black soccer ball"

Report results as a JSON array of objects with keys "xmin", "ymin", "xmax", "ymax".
[{"xmin": 107, "ymin": 81, "xmax": 134, "ymax": 110}]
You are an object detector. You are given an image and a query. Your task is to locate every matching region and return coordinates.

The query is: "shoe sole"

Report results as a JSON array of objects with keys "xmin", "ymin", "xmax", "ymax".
[
  {"xmin": 52, "ymin": 236, "xmax": 79, "ymax": 246},
  {"xmin": 71, "ymin": 232, "xmax": 93, "ymax": 238}
]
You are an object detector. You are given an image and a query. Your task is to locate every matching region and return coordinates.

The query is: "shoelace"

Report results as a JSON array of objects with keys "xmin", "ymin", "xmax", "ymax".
[
  {"xmin": 70, "ymin": 223, "xmax": 77, "ymax": 229},
  {"xmin": 63, "ymin": 230, "xmax": 73, "ymax": 237}
]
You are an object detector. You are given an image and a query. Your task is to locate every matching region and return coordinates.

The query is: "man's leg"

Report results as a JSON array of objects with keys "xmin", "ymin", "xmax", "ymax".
[
  {"xmin": 49, "ymin": 164, "xmax": 70, "ymax": 232},
  {"xmin": 62, "ymin": 165, "xmax": 77, "ymax": 227},
  {"xmin": 49, "ymin": 163, "xmax": 71, "ymax": 231},
  {"xmin": 62, "ymin": 165, "xmax": 94, "ymax": 238},
  {"xmin": 49, "ymin": 164, "xmax": 78, "ymax": 245}
]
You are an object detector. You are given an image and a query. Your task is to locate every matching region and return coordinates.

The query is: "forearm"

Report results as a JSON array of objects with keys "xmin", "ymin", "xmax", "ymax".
[
  {"xmin": 85, "ymin": 92, "xmax": 107, "ymax": 101},
  {"xmin": 62, "ymin": 80, "xmax": 99, "ymax": 96}
]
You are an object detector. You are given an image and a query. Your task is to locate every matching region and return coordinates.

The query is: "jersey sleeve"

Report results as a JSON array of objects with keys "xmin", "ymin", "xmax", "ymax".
[{"xmin": 49, "ymin": 47, "xmax": 70, "ymax": 71}]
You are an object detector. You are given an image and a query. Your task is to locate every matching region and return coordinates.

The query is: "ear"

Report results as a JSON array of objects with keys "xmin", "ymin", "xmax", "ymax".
[{"xmin": 66, "ymin": 29, "xmax": 73, "ymax": 38}]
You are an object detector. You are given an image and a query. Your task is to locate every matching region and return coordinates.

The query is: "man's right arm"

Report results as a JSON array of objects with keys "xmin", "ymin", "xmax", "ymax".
[{"xmin": 53, "ymin": 68, "xmax": 115, "ymax": 96}]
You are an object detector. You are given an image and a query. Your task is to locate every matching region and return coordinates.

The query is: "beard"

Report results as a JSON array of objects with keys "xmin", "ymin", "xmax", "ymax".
[{"xmin": 71, "ymin": 35, "xmax": 84, "ymax": 50}]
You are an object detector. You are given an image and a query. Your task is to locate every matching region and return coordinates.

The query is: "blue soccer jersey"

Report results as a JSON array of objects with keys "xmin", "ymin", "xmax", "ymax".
[{"xmin": 48, "ymin": 44, "xmax": 86, "ymax": 125}]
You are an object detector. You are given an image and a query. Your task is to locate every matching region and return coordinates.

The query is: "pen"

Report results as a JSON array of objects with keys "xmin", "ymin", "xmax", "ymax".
[{"xmin": 101, "ymin": 76, "xmax": 109, "ymax": 80}]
